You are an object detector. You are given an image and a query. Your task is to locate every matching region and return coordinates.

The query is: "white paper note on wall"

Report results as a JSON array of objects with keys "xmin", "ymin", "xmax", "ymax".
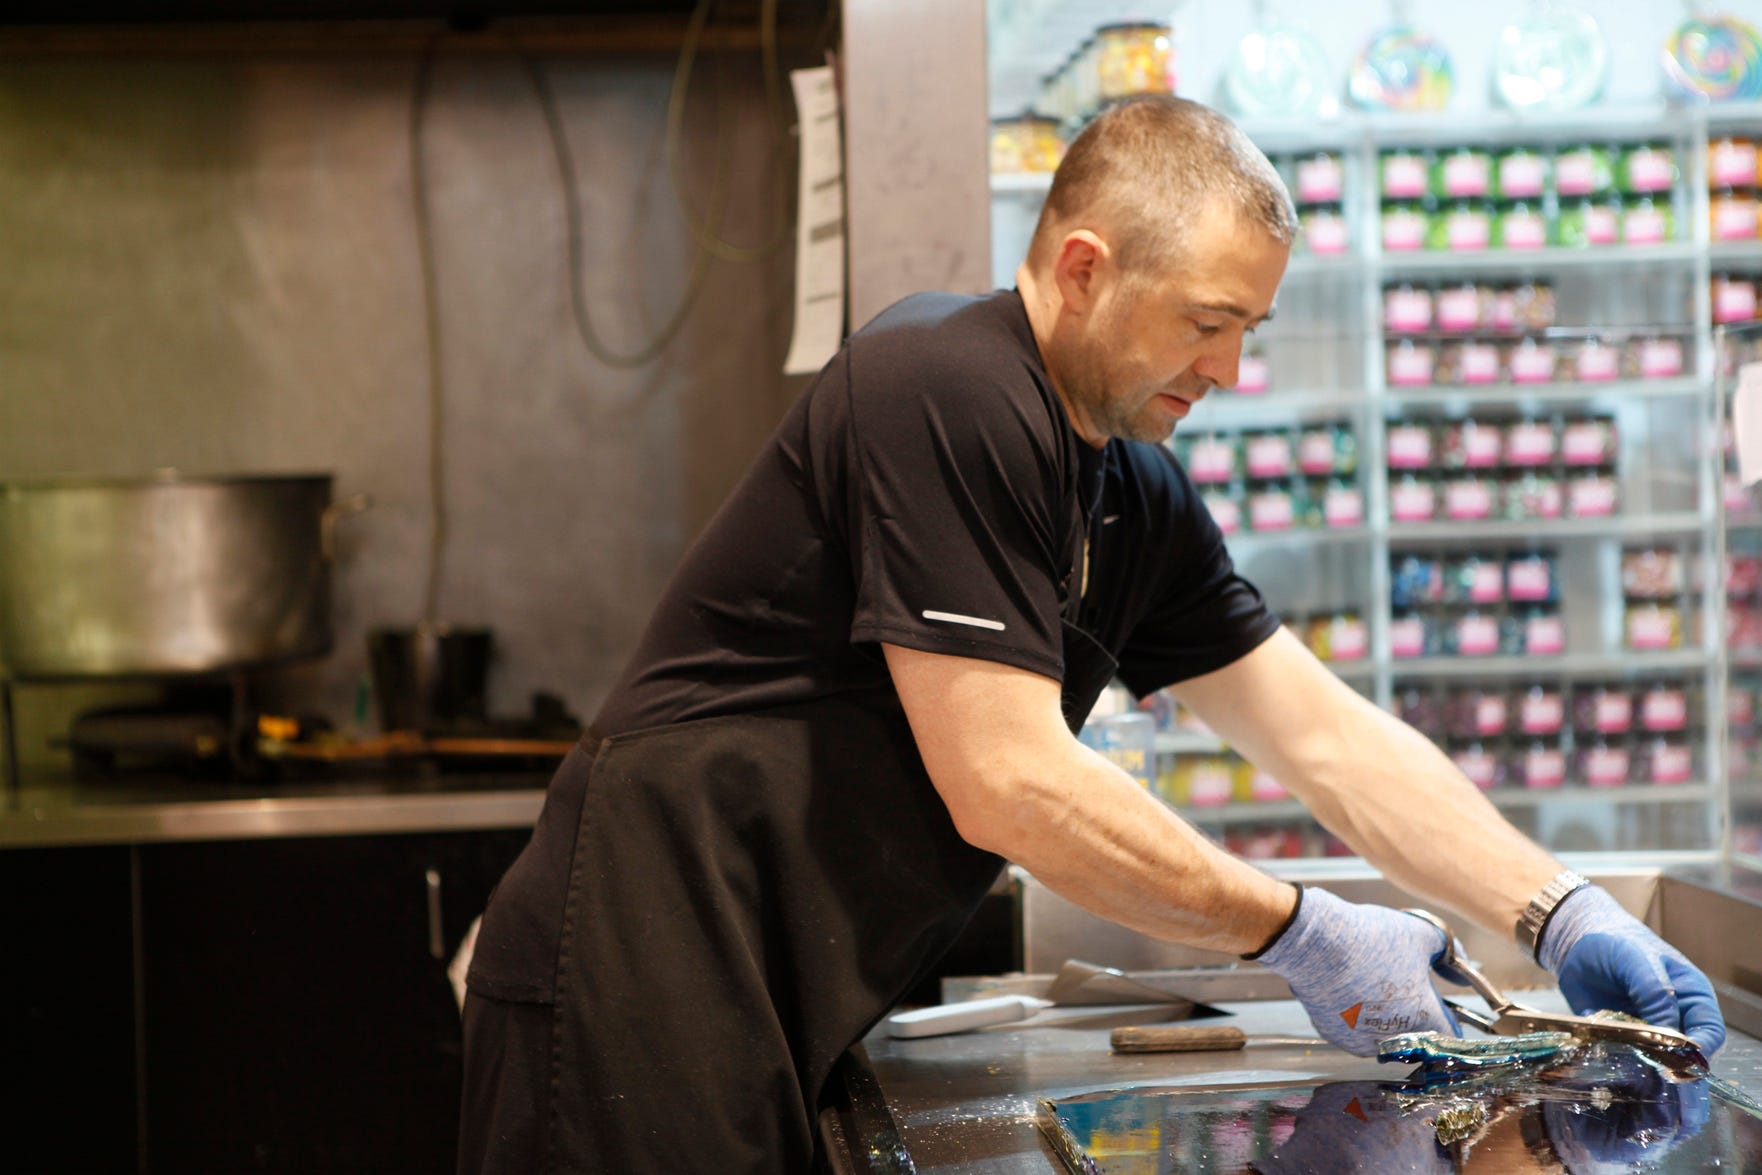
[
  {"xmin": 784, "ymin": 66, "xmax": 846, "ymax": 376},
  {"xmin": 1736, "ymin": 362, "xmax": 1762, "ymax": 487}
]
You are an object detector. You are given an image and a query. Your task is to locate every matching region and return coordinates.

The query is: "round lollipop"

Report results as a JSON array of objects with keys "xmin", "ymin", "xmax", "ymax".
[
  {"xmin": 1494, "ymin": 3, "xmax": 1609, "ymax": 111},
  {"xmin": 1349, "ymin": 25, "xmax": 1454, "ymax": 111},
  {"xmin": 1662, "ymin": 14, "xmax": 1762, "ymax": 103},
  {"xmin": 1224, "ymin": 20, "xmax": 1334, "ymax": 118}
]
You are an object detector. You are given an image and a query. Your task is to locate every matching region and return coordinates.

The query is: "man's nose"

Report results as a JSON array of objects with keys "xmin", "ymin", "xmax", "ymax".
[{"xmin": 1194, "ymin": 339, "xmax": 1241, "ymax": 390}]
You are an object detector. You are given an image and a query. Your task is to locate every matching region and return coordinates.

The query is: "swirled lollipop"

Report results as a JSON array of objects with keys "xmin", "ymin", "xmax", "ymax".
[
  {"xmin": 1662, "ymin": 14, "xmax": 1762, "ymax": 103},
  {"xmin": 1349, "ymin": 25, "xmax": 1454, "ymax": 111}
]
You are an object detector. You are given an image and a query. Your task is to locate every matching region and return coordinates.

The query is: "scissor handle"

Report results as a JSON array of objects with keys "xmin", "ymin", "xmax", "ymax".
[{"xmin": 1403, "ymin": 907, "xmax": 1515, "ymax": 1013}]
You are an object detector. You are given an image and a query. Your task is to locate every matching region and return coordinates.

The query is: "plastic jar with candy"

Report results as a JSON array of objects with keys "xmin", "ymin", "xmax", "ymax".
[
  {"xmin": 1432, "ymin": 146, "xmax": 1492, "ymax": 200},
  {"xmin": 1391, "ymin": 553, "xmax": 1445, "ymax": 608},
  {"xmin": 1624, "ymin": 600, "xmax": 1684, "ymax": 650},
  {"xmin": 1380, "ymin": 147, "xmax": 1430, "ymax": 200},
  {"xmin": 1395, "ymin": 685, "xmax": 1444, "ymax": 737},
  {"xmin": 1299, "ymin": 203, "xmax": 1350, "ymax": 255},
  {"xmin": 1450, "ymin": 740, "xmax": 1505, "ymax": 790},
  {"xmin": 1553, "ymin": 144, "xmax": 1614, "ymax": 198},
  {"xmin": 1619, "ymin": 142, "xmax": 1678, "ymax": 195},
  {"xmin": 1638, "ymin": 679, "xmax": 1691, "ymax": 733},
  {"xmin": 1431, "ymin": 199, "xmax": 1494, "ymax": 252},
  {"xmin": 1381, "ymin": 201, "xmax": 1429, "ymax": 252},
  {"xmin": 1507, "ymin": 606, "xmax": 1565, "ymax": 656},
  {"xmin": 1711, "ymin": 187, "xmax": 1760, "ymax": 242},
  {"xmin": 1447, "ymin": 686, "xmax": 1510, "ymax": 739},
  {"xmin": 1557, "ymin": 196, "xmax": 1621, "ymax": 248},
  {"xmin": 1435, "ymin": 339, "xmax": 1501, "ymax": 385},
  {"xmin": 1620, "ymin": 194, "xmax": 1676, "ymax": 245},
  {"xmin": 1506, "ymin": 551, "xmax": 1559, "ymax": 604},
  {"xmin": 1095, "ymin": 22, "xmax": 1173, "ymax": 100},
  {"xmin": 1383, "ymin": 282, "xmax": 1434, "ymax": 333},
  {"xmin": 1496, "ymin": 146, "xmax": 1549, "ymax": 200},
  {"xmin": 1710, "ymin": 135, "xmax": 1759, "ymax": 189},
  {"xmin": 1236, "ymin": 343, "xmax": 1271, "ymax": 393},
  {"xmin": 1494, "ymin": 200, "xmax": 1551, "ymax": 250},
  {"xmin": 1389, "ymin": 610, "xmax": 1436, "ymax": 658},
  {"xmin": 1567, "ymin": 336, "xmax": 1621, "ymax": 382},
  {"xmin": 1442, "ymin": 418, "xmax": 1503, "ymax": 469},
  {"xmin": 1503, "ymin": 467, "xmax": 1563, "ymax": 521},
  {"xmin": 1448, "ymin": 607, "xmax": 1502, "ymax": 657},
  {"xmin": 1433, "ymin": 281, "xmax": 1488, "ymax": 332},
  {"xmin": 1576, "ymin": 736, "xmax": 1632, "ymax": 789},
  {"xmin": 1625, "ymin": 334, "xmax": 1686, "ymax": 380},
  {"xmin": 1519, "ymin": 738, "xmax": 1569, "ymax": 790},
  {"xmin": 1385, "ymin": 338, "xmax": 1435, "ymax": 387},
  {"xmin": 1573, "ymin": 683, "xmax": 1634, "ymax": 736},
  {"xmin": 1713, "ymin": 272, "xmax": 1759, "ymax": 324},
  {"xmin": 1441, "ymin": 471, "xmax": 1497, "ymax": 521},
  {"xmin": 989, "ymin": 114, "xmax": 1065, "ymax": 174},
  {"xmin": 1390, "ymin": 471, "xmax": 1439, "ymax": 523},
  {"xmin": 1635, "ymin": 735, "xmax": 1693, "ymax": 785}
]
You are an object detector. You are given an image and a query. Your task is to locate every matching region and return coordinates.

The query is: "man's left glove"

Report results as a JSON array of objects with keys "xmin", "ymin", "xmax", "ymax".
[
  {"xmin": 1537, "ymin": 884, "xmax": 1726, "ymax": 1058},
  {"xmin": 1255, "ymin": 885, "xmax": 1460, "ymax": 1056}
]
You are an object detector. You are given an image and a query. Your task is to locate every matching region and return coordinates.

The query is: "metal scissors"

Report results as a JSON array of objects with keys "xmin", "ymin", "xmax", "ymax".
[{"xmin": 1405, "ymin": 908, "xmax": 1709, "ymax": 1072}]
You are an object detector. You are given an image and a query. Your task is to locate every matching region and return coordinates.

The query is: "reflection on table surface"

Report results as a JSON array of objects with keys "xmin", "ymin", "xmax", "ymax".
[{"xmin": 1040, "ymin": 1041, "xmax": 1761, "ymax": 1174}]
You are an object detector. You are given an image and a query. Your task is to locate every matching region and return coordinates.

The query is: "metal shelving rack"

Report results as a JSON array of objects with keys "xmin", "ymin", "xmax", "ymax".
[{"xmin": 993, "ymin": 102, "xmax": 1762, "ymax": 855}]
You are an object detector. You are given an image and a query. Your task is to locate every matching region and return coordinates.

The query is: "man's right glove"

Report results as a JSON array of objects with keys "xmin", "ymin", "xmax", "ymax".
[
  {"xmin": 1254, "ymin": 885, "xmax": 1460, "ymax": 1056},
  {"xmin": 1536, "ymin": 883, "xmax": 1726, "ymax": 1058}
]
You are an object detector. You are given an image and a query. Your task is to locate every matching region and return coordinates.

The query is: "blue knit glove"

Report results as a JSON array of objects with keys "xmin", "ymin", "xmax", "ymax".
[
  {"xmin": 1255, "ymin": 886, "xmax": 1460, "ymax": 1056},
  {"xmin": 1537, "ymin": 885, "xmax": 1726, "ymax": 1058}
]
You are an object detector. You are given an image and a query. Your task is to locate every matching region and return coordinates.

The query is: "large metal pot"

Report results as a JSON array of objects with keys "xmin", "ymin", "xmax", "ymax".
[{"xmin": 0, "ymin": 472, "xmax": 367, "ymax": 680}]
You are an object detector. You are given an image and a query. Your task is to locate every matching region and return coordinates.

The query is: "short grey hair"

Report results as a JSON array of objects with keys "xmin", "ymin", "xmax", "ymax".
[{"xmin": 1026, "ymin": 96, "xmax": 1297, "ymax": 280}]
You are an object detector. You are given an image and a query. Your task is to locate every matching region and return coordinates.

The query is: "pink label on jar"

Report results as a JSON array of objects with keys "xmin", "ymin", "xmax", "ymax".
[
  {"xmin": 1383, "ymin": 211, "xmax": 1427, "ymax": 251},
  {"xmin": 1525, "ymin": 747, "xmax": 1567, "ymax": 788},
  {"xmin": 1388, "ymin": 347, "xmax": 1435, "ymax": 386},
  {"xmin": 1502, "ymin": 213, "xmax": 1547, "ymax": 249},
  {"xmin": 1456, "ymin": 614, "xmax": 1499, "ymax": 655},
  {"xmin": 1627, "ymin": 151, "xmax": 1674, "ymax": 192},
  {"xmin": 1249, "ymin": 491, "xmax": 1295, "ymax": 531},
  {"xmin": 1188, "ymin": 763, "xmax": 1233, "ymax": 806},
  {"xmin": 1651, "ymin": 743, "xmax": 1693, "ymax": 784},
  {"xmin": 1522, "ymin": 693, "xmax": 1565, "ymax": 734},
  {"xmin": 1583, "ymin": 746, "xmax": 1630, "ymax": 787},
  {"xmin": 1444, "ymin": 153, "xmax": 1490, "ymax": 197},
  {"xmin": 1595, "ymin": 693, "xmax": 1633, "ymax": 733},
  {"xmin": 1500, "ymin": 155, "xmax": 1547, "ymax": 198},
  {"xmin": 1508, "ymin": 561, "xmax": 1553, "ymax": 602},
  {"xmin": 1454, "ymin": 748, "xmax": 1498, "ymax": 789},
  {"xmin": 1324, "ymin": 486, "xmax": 1364, "ymax": 528},
  {"xmin": 1467, "ymin": 562, "xmax": 1505, "ymax": 602},
  {"xmin": 1712, "ymin": 140, "xmax": 1758, "ymax": 185},
  {"xmin": 1204, "ymin": 494, "xmax": 1240, "ymax": 534},
  {"xmin": 1308, "ymin": 216, "xmax": 1350, "ymax": 254},
  {"xmin": 1460, "ymin": 342, "xmax": 1500, "ymax": 383},
  {"xmin": 1623, "ymin": 207, "xmax": 1667, "ymax": 245},
  {"xmin": 1715, "ymin": 200, "xmax": 1758, "ymax": 241},
  {"xmin": 1298, "ymin": 433, "xmax": 1337, "ymax": 474},
  {"xmin": 1506, "ymin": 422, "xmax": 1556, "ymax": 464},
  {"xmin": 1728, "ymin": 473, "xmax": 1753, "ymax": 512},
  {"xmin": 1436, "ymin": 287, "xmax": 1482, "ymax": 331},
  {"xmin": 1385, "ymin": 288, "xmax": 1433, "ymax": 332},
  {"xmin": 1490, "ymin": 289, "xmax": 1518, "ymax": 330},
  {"xmin": 1574, "ymin": 344, "xmax": 1620, "ymax": 381},
  {"xmin": 1716, "ymin": 281, "xmax": 1758, "ymax": 324},
  {"xmin": 1330, "ymin": 618, "xmax": 1368, "ymax": 660},
  {"xmin": 1526, "ymin": 614, "xmax": 1566, "ymax": 655},
  {"xmin": 1561, "ymin": 422, "xmax": 1610, "ymax": 465},
  {"xmin": 1476, "ymin": 696, "xmax": 1508, "ymax": 735},
  {"xmin": 1235, "ymin": 355, "xmax": 1270, "ymax": 393},
  {"xmin": 1627, "ymin": 609, "xmax": 1678, "ymax": 650},
  {"xmin": 1383, "ymin": 156, "xmax": 1428, "ymax": 198},
  {"xmin": 1508, "ymin": 345, "xmax": 1557, "ymax": 384},
  {"xmin": 1569, "ymin": 476, "xmax": 1618, "ymax": 517},
  {"xmin": 1249, "ymin": 770, "xmax": 1289, "ymax": 802},
  {"xmin": 1556, "ymin": 152, "xmax": 1595, "ymax": 195},
  {"xmin": 1639, "ymin": 339, "xmax": 1684, "ymax": 377},
  {"xmin": 1391, "ymin": 480, "xmax": 1437, "ymax": 521},
  {"xmin": 1461, "ymin": 429, "xmax": 1502, "ymax": 467},
  {"xmin": 1388, "ymin": 427, "xmax": 1433, "ymax": 468},
  {"xmin": 1446, "ymin": 479, "xmax": 1494, "ymax": 520},
  {"xmin": 1586, "ymin": 205, "xmax": 1620, "ymax": 244},
  {"xmin": 1246, "ymin": 435, "xmax": 1293, "ymax": 477},
  {"xmin": 1447, "ymin": 210, "xmax": 1491, "ymax": 251},
  {"xmin": 1391, "ymin": 616, "xmax": 1428, "ymax": 658},
  {"xmin": 1188, "ymin": 439, "xmax": 1235, "ymax": 482},
  {"xmin": 1296, "ymin": 156, "xmax": 1344, "ymax": 203},
  {"xmin": 1642, "ymin": 689, "xmax": 1688, "ymax": 731}
]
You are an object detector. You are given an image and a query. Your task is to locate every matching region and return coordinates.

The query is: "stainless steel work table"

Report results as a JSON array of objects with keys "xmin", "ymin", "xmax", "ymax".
[
  {"xmin": 0, "ymin": 771, "xmax": 547, "ymax": 847},
  {"xmin": 833, "ymin": 993, "xmax": 1762, "ymax": 1172}
]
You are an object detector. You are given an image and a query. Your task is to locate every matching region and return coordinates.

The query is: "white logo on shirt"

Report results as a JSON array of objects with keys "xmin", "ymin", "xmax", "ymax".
[{"xmin": 921, "ymin": 609, "xmax": 1006, "ymax": 632}]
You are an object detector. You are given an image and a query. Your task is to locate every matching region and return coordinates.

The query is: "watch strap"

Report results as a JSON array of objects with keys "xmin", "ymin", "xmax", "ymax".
[{"xmin": 1515, "ymin": 869, "xmax": 1591, "ymax": 963}]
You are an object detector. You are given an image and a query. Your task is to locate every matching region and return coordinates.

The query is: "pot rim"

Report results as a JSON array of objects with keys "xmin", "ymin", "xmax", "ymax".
[{"xmin": 1, "ymin": 470, "xmax": 334, "ymax": 493}]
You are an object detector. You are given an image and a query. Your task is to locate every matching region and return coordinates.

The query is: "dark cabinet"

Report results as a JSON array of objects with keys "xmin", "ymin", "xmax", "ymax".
[
  {"xmin": 2, "ymin": 828, "xmax": 531, "ymax": 1174},
  {"xmin": 138, "ymin": 830, "xmax": 530, "ymax": 1173},
  {"xmin": 2, "ymin": 845, "xmax": 138, "ymax": 1175}
]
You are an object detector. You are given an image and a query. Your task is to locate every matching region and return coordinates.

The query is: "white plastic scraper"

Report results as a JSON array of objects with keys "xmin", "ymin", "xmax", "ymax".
[{"xmin": 884, "ymin": 959, "xmax": 1206, "ymax": 1038}]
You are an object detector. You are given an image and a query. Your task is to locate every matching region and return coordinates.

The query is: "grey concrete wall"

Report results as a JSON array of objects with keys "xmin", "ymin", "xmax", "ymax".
[{"xmin": 0, "ymin": 50, "xmax": 805, "ymax": 767}]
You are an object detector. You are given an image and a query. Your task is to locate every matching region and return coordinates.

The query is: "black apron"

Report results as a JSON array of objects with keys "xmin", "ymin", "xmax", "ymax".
[{"xmin": 461, "ymin": 474, "xmax": 1116, "ymax": 1173}]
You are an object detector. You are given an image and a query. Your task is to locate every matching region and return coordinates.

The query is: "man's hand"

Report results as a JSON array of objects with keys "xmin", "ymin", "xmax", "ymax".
[
  {"xmin": 1537, "ymin": 885, "xmax": 1726, "ymax": 1057},
  {"xmin": 1256, "ymin": 887, "xmax": 1460, "ymax": 1056}
]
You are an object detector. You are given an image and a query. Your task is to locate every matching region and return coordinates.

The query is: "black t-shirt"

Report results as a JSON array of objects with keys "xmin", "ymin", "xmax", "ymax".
[{"xmin": 593, "ymin": 289, "xmax": 1279, "ymax": 737}]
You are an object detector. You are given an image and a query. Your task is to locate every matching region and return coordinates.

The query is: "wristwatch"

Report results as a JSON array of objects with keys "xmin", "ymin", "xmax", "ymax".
[{"xmin": 1515, "ymin": 869, "xmax": 1591, "ymax": 962}]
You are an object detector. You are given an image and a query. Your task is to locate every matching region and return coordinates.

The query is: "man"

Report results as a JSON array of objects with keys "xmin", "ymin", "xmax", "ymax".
[{"xmin": 459, "ymin": 96, "xmax": 1724, "ymax": 1173}]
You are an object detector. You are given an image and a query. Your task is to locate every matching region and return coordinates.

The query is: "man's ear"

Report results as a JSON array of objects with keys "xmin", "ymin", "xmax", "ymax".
[{"xmin": 1051, "ymin": 229, "xmax": 1110, "ymax": 315}]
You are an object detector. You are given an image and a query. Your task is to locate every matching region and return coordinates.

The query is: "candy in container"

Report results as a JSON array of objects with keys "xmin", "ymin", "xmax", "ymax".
[{"xmin": 1349, "ymin": 25, "xmax": 1454, "ymax": 111}]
